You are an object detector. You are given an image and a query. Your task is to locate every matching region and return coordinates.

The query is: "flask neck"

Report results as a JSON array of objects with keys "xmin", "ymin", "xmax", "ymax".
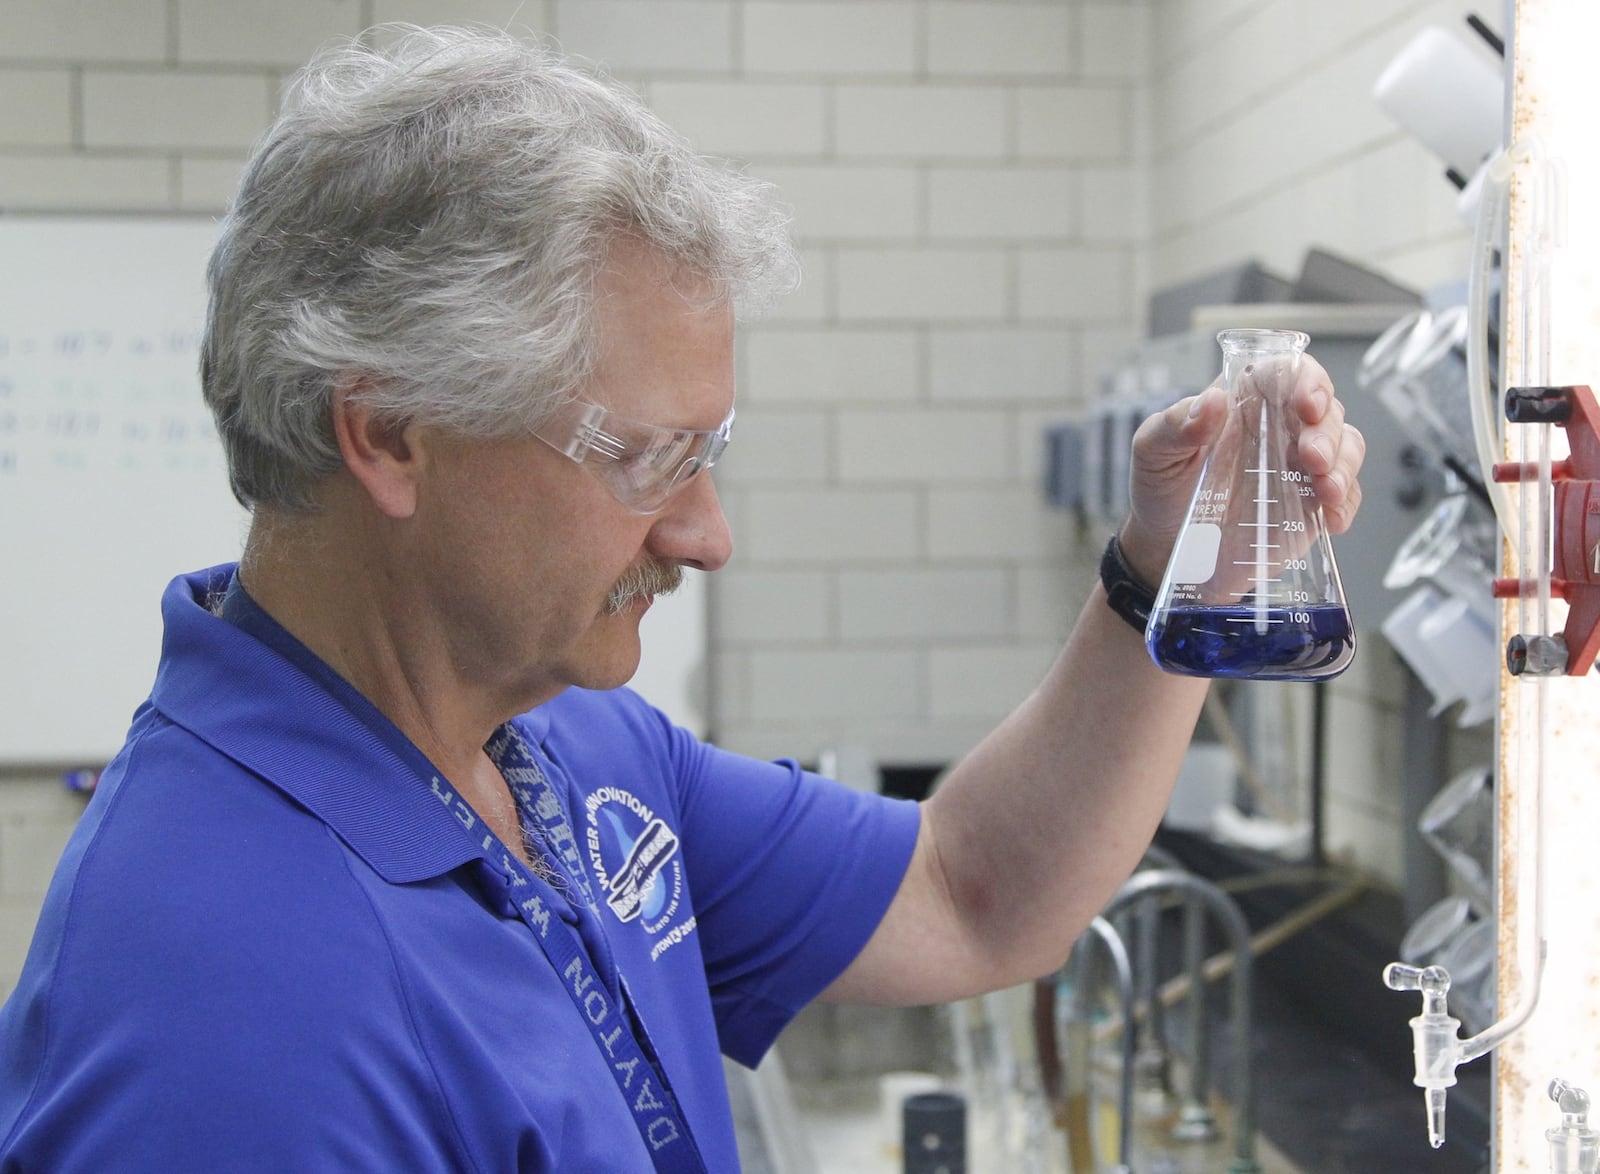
[{"xmin": 1217, "ymin": 328, "xmax": 1308, "ymax": 404}]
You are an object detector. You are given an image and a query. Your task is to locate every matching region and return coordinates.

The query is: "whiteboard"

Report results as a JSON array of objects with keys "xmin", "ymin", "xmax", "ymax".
[
  {"xmin": 0, "ymin": 216, "xmax": 706, "ymax": 763},
  {"xmin": 0, "ymin": 217, "xmax": 245, "ymax": 762}
]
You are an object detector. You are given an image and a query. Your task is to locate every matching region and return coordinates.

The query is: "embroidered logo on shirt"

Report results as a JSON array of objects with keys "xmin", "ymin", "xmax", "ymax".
[{"xmin": 584, "ymin": 787, "xmax": 686, "ymax": 943}]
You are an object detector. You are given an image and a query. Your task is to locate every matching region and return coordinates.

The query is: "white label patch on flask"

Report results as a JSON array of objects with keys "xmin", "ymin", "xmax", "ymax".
[{"xmin": 1169, "ymin": 522, "xmax": 1221, "ymax": 584}]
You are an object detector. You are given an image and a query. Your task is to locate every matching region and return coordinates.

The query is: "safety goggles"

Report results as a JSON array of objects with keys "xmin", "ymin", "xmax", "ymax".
[{"xmin": 532, "ymin": 398, "xmax": 734, "ymax": 514}]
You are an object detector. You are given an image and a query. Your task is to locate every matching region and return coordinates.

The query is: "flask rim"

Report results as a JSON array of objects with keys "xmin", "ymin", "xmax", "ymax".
[{"xmin": 1216, "ymin": 327, "xmax": 1310, "ymax": 352}]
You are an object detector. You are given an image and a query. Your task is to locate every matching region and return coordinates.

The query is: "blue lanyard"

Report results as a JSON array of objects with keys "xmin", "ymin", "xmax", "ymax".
[
  {"xmin": 217, "ymin": 578, "xmax": 707, "ymax": 1173},
  {"xmin": 484, "ymin": 723, "xmax": 709, "ymax": 1174}
]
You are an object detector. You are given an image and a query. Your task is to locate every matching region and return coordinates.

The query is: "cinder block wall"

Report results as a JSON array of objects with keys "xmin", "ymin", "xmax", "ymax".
[
  {"xmin": 706, "ymin": 1, "xmax": 1146, "ymax": 766},
  {"xmin": 1149, "ymin": 0, "xmax": 1488, "ymax": 290},
  {"xmin": 0, "ymin": 0, "xmax": 1490, "ymax": 989}
]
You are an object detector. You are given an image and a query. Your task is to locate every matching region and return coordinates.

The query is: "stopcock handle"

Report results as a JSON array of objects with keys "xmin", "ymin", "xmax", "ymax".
[{"xmin": 1506, "ymin": 384, "xmax": 1578, "ymax": 424}]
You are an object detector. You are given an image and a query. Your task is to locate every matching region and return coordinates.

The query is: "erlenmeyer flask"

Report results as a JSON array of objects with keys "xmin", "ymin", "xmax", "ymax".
[{"xmin": 1145, "ymin": 328, "xmax": 1356, "ymax": 680}]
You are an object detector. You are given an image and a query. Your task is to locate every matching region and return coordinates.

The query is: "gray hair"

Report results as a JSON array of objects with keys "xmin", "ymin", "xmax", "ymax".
[{"xmin": 201, "ymin": 24, "xmax": 799, "ymax": 511}]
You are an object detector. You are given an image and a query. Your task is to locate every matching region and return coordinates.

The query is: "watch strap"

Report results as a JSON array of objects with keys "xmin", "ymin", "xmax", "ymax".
[{"xmin": 1099, "ymin": 534, "xmax": 1157, "ymax": 633}]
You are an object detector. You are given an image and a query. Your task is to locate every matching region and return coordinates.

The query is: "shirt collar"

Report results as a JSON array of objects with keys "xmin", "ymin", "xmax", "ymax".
[{"xmin": 150, "ymin": 565, "xmax": 550, "ymax": 884}]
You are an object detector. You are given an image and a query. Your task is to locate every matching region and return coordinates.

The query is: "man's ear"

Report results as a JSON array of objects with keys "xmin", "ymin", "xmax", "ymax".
[{"xmin": 329, "ymin": 376, "xmax": 425, "ymax": 520}]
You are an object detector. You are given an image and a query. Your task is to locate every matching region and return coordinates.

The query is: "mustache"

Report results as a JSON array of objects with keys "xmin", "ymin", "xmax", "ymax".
[{"xmin": 604, "ymin": 559, "xmax": 684, "ymax": 615}]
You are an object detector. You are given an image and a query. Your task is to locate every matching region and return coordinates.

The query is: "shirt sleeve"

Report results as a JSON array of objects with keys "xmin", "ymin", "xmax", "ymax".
[{"xmin": 670, "ymin": 732, "xmax": 922, "ymax": 1066}]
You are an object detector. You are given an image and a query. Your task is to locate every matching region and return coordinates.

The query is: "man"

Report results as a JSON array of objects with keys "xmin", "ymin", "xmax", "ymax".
[{"xmin": 0, "ymin": 25, "xmax": 1364, "ymax": 1172}]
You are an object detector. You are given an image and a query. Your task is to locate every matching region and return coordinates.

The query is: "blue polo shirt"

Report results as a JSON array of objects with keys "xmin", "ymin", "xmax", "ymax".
[{"xmin": 0, "ymin": 566, "xmax": 920, "ymax": 1172}]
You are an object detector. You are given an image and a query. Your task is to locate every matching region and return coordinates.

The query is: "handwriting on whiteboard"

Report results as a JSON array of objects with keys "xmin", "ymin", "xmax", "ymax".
[{"xmin": 0, "ymin": 326, "xmax": 223, "ymax": 480}]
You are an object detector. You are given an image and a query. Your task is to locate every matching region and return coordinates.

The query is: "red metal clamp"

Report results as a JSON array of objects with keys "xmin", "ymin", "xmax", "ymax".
[{"xmin": 1491, "ymin": 384, "xmax": 1600, "ymax": 675}]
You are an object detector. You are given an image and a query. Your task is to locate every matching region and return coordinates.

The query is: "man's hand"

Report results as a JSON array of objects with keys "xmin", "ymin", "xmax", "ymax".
[{"xmin": 1118, "ymin": 353, "xmax": 1367, "ymax": 584}]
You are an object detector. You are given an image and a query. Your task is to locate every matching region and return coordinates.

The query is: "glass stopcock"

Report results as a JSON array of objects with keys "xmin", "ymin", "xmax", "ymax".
[{"xmin": 1145, "ymin": 328, "xmax": 1356, "ymax": 681}]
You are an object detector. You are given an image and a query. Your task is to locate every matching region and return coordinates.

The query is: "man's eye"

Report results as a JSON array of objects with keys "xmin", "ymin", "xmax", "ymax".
[{"xmin": 636, "ymin": 437, "xmax": 693, "ymax": 470}]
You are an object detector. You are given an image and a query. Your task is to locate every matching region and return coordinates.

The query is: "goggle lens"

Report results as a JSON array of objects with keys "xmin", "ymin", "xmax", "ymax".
[{"xmin": 535, "ymin": 401, "xmax": 733, "ymax": 514}]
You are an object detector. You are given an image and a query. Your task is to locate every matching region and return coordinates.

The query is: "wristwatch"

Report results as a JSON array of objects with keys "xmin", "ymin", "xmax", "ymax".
[{"xmin": 1099, "ymin": 534, "xmax": 1157, "ymax": 634}]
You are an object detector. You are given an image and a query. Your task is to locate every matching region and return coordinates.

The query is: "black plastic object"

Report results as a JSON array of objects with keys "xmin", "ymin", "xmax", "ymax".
[
  {"xmin": 902, "ymin": 1091, "xmax": 966, "ymax": 1174},
  {"xmin": 1504, "ymin": 384, "xmax": 1576, "ymax": 424}
]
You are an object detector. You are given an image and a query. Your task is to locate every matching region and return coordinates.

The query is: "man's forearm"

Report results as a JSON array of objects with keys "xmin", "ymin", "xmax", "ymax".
[{"xmin": 917, "ymin": 579, "xmax": 1209, "ymax": 993}]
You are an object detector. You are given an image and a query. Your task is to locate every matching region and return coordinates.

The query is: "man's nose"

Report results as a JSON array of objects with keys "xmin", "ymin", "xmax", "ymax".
[{"xmin": 648, "ymin": 472, "xmax": 732, "ymax": 573}]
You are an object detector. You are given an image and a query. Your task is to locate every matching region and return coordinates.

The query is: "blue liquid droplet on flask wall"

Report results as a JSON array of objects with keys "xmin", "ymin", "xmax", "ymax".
[{"xmin": 1146, "ymin": 604, "xmax": 1355, "ymax": 681}]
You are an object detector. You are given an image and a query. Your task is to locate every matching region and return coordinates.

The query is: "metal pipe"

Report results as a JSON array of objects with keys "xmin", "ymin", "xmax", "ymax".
[
  {"xmin": 1310, "ymin": 683, "xmax": 1327, "ymax": 868},
  {"xmin": 1076, "ymin": 915, "xmax": 1137, "ymax": 1174},
  {"xmin": 1133, "ymin": 893, "xmax": 1173, "ymax": 1105},
  {"xmin": 1171, "ymin": 888, "xmax": 1220, "ymax": 1143},
  {"xmin": 1132, "ymin": 845, "xmax": 1180, "ymax": 1111},
  {"xmin": 1105, "ymin": 868, "xmax": 1261, "ymax": 1174},
  {"xmin": 1091, "ymin": 874, "xmax": 1365, "ymax": 1036}
]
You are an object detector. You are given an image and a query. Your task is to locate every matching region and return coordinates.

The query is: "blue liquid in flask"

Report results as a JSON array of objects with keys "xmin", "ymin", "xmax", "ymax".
[{"xmin": 1145, "ymin": 604, "xmax": 1355, "ymax": 681}]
